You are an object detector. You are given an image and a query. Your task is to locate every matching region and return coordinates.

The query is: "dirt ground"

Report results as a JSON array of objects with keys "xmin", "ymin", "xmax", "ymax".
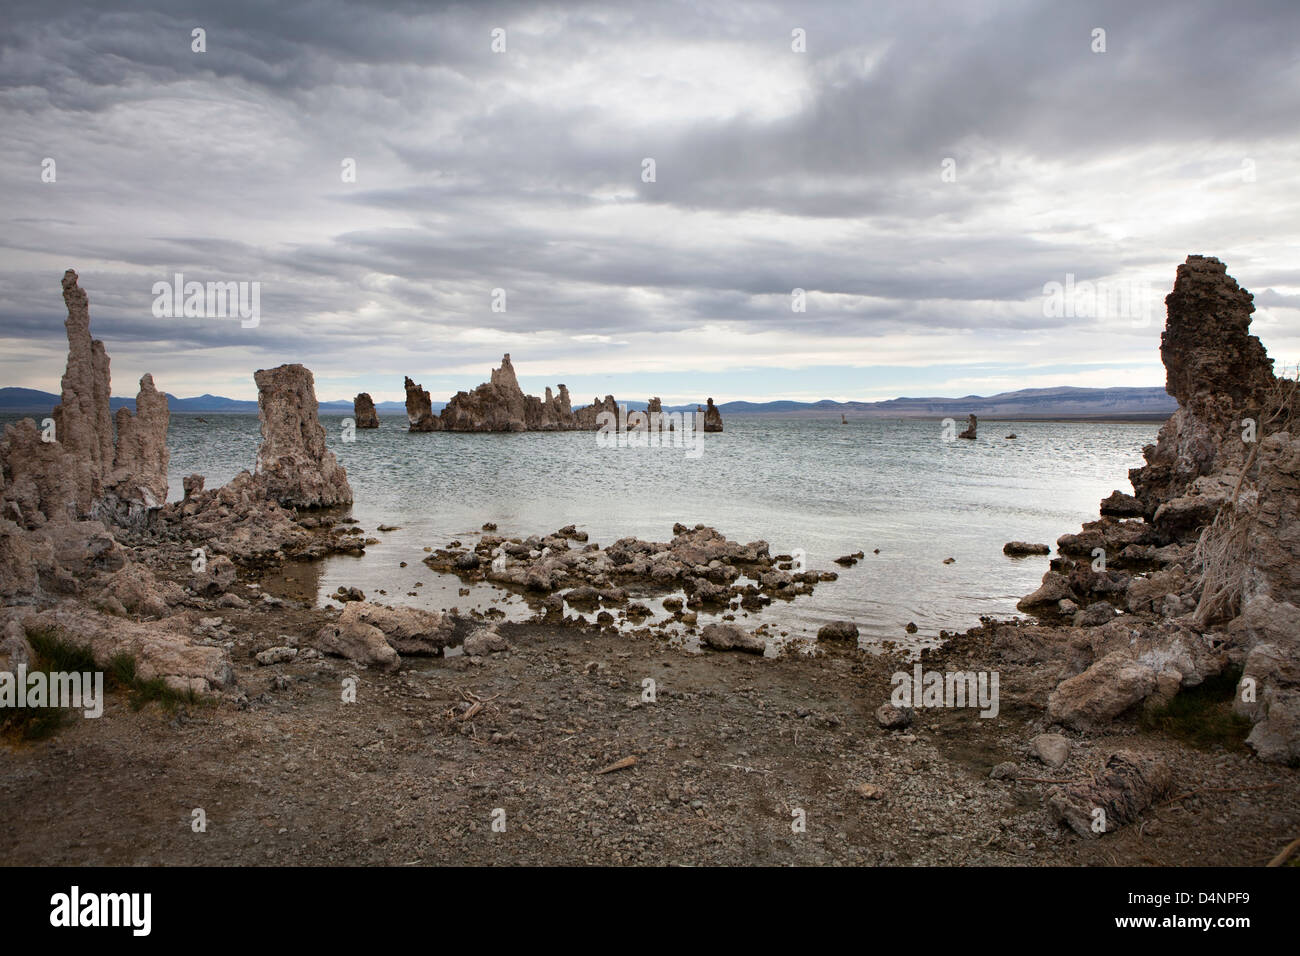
[{"xmin": 2, "ymin": 590, "xmax": 1297, "ymax": 866}]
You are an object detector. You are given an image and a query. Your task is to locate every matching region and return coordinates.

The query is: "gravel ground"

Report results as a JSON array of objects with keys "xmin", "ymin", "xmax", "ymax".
[{"xmin": 3, "ymin": 597, "xmax": 1296, "ymax": 866}]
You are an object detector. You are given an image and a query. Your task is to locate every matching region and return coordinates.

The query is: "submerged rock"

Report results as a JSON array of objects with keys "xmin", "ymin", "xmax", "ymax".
[{"xmin": 1003, "ymin": 541, "xmax": 1050, "ymax": 556}]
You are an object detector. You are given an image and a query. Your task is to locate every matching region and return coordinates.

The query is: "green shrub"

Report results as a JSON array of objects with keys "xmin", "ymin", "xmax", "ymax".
[{"xmin": 1140, "ymin": 666, "xmax": 1252, "ymax": 751}]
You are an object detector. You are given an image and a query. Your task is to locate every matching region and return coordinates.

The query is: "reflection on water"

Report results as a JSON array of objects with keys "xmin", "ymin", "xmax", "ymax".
[{"xmin": 1, "ymin": 411, "xmax": 1158, "ymax": 646}]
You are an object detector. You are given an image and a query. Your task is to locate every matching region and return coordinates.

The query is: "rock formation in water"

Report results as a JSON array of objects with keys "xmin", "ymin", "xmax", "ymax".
[
  {"xmin": 253, "ymin": 364, "xmax": 353, "ymax": 508},
  {"xmin": 958, "ymin": 414, "xmax": 977, "ymax": 440},
  {"xmin": 574, "ymin": 394, "xmax": 618, "ymax": 430},
  {"xmin": 704, "ymin": 398, "xmax": 724, "ymax": 433},
  {"xmin": 440, "ymin": 353, "xmax": 530, "ymax": 432},
  {"xmin": 404, "ymin": 354, "xmax": 631, "ymax": 433},
  {"xmin": 404, "ymin": 376, "xmax": 441, "ymax": 431},
  {"xmin": 998, "ymin": 255, "xmax": 1300, "ymax": 765},
  {"xmin": 401, "ymin": 354, "xmax": 722, "ymax": 434},
  {"xmin": 353, "ymin": 392, "xmax": 379, "ymax": 429}
]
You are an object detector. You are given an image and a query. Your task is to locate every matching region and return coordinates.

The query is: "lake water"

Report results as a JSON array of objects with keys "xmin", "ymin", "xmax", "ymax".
[{"xmin": 2, "ymin": 412, "xmax": 1159, "ymax": 648}]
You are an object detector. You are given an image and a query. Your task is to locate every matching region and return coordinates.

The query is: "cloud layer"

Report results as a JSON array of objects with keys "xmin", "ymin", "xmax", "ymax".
[{"xmin": 2, "ymin": 0, "xmax": 1298, "ymax": 403}]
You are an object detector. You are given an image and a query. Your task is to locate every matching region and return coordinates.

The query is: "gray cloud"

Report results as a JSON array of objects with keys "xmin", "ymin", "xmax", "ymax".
[{"xmin": 1, "ymin": 0, "xmax": 1298, "ymax": 401}]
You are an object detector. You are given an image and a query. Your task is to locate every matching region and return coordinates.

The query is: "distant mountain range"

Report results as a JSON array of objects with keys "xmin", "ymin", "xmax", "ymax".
[
  {"xmin": 679, "ymin": 386, "xmax": 1178, "ymax": 420},
  {"xmin": 0, "ymin": 385, "xmax": 1176, "ymax": 420}
]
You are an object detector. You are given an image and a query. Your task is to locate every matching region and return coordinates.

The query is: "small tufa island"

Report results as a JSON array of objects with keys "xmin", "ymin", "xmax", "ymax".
[
  {"xmin": 403, "ymin": 353, "xmax": 722, "ymax": 433},
  {"xmin": 352, "ymin": 393, "xmax": 379, "ymax": 429}
]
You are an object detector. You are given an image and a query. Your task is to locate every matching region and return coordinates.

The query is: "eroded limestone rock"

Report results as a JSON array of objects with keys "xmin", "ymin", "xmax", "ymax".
[
  {"xmin": 353, "ymin": 393, "xmax": 380, "ymax": 429},
  {"xmin": 253, "ymin": 364, "xmax": 352, "ymax": 508}
]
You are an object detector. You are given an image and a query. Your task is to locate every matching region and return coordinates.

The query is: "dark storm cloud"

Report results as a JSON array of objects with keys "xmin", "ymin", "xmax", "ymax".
[{"xmin": 1, "ymin": 0, "xmax": 1298, "ymax": 399}]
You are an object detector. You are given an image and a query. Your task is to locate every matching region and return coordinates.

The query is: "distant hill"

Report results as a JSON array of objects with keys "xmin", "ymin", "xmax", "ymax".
[
  {"xmin": 664, "ymin": 386, "xmax": 1176, "ymax": 420},
  {"xmin": 0, "ymin": 385, "xmax": 1175, "ymax": 420}
]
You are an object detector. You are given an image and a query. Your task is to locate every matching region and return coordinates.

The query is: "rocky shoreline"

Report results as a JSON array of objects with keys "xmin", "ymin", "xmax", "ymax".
[{"xmin": 1, "ymin": 258, "xmax": 1297, "ymax": 865}]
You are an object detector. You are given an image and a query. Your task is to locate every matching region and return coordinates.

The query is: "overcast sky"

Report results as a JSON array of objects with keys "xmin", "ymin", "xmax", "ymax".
[{"xmin": 2, "ymin": 0, "xmax": 1298, "ymax": 405}]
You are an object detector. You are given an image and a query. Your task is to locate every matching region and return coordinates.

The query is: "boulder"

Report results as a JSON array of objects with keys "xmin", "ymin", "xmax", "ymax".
[
  {"xmin": 192, "ymin": 554, "xmax": 237, "ymax": 595},
  {"xmin": 700, "ymin": 623, "xmax": 765, "ymax": 654},
  {"xmin": 103, "ymin": 563, "xmax": 174, "ymax": 617},
  {"xmin": 817, "ymin": 620, "xmax": 860, "ymax": 642},
  {"xmin": 0, "ymin": 620, "xmax": 34, "ymax": 670},
  {"xmin": 1030, "ymin": 733, "xmax": 1071, "ymax": 768},
  {"xmin": 1230, "ymin": 596, "xmax": 1300, "ymax": 764},
  {"xmin": 23, "ymin": 605, "xmax": 234, "ymax": 693},
  {"xmin": 1003, "ymin": 541, "xmax": 1050, "ymax": 556},
  {"xmin": 344, "ymin": 601, "xmax": 456, "ymax": 655},
  {"xmin": 1047, "ymin": 650, "xmax": 1157, "ymax": 729},
  {"xmin": 256, "ymin": 646, "xmax": 298, "ymax": 666},
  {"xmin": 182, "ymin": 473, "xmax": 204, "ymax": 502},
  {"xmin": 875, "ymin": 703, "xmax": 914, "ymax": 729},
  {"xmin": 463, "ymin": 627, "xmax": 508, "ymax": 656},
  {"xmin": 1017, "ymin": 571, "xmax": 1075, "ymax": 611},
  {"xmin": 1073, "ymin": 602, "xmax": 1116, "ymax": 628},
  {"xmin": 1099, "ymin": 490, "xmax": 1144, "ymax": 518},
  {"xmin": 314, "ymin": 616, "xmax": 399, "ymax": 670},
  {"xmin": 1126, "ymin": 566, "xmax": 1187, "ymax": 614},
  {"xmin": 1046, "ymin": 751, "xmax": 1171, "ymax": 838}
]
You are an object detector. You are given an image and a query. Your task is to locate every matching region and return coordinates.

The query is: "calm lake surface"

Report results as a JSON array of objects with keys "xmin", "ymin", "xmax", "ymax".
[{"xmin": 2, "ymin": 412, "xmax": 1159, "ymax": 648}]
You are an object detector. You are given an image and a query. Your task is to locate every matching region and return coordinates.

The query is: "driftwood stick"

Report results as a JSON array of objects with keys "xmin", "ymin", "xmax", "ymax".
[
  {"xmin": 595, "ymin": 756, "xmax": 637, "ymax": 775},
  {"xmin": 1267, "ymin": 836, "xmax": 1300, "ymax": 868},
  {"xmin": 459, "ymin": 701, "xmax": 483, "ymax": 721}
]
